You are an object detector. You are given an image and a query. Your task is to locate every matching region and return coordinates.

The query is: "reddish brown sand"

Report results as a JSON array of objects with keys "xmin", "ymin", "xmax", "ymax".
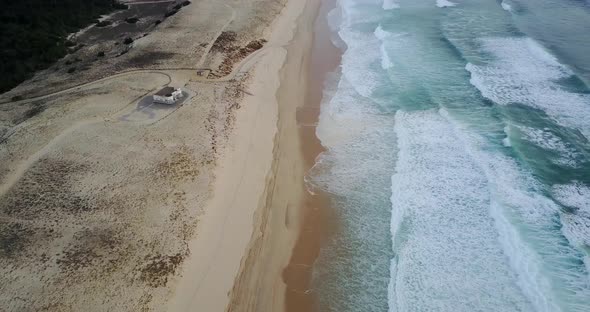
[{"xmin": 283, "ymin": 0, "xmax": 342, "ymax": 310}]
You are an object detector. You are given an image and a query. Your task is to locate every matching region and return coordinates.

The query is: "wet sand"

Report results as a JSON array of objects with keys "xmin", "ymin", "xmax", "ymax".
[{"xmin": 283, "ymin": 0, "xmax": 342, "ymax": 310}]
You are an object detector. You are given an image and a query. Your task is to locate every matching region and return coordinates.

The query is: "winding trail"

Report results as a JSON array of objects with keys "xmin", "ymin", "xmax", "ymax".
[{"xmin": 1, "ymin": 71, "xmax": 173, "ymax": 105}]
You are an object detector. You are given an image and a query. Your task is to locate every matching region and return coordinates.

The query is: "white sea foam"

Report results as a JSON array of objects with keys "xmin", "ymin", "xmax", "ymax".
[
  {"xmin": 321, "ymin": 2, "xmax": 590, "ymax": 311},
  {"xmin": 441, "ymin": 111, "xmax": 560, "ymax": 312},
  {"xmin": 374, "ymin": 25, "xmax": 390, "ymax": 40},
  {"xmin": 313, "ymin": 73, "xmax": 394, "ymax": 195},
  {"xmin": 516, "ymin": 125, "xmax": 582, "ymax": 167},
  {"xmin": 441, "ymin": 109, "xmax": 590, "ymax": 311},
  {"xmin": 466, "ymin": 37, "xmax": 590, "ymax": 138},
  {"xmin": 552, "ymin": 182, "xmax": 590, "ymax": 247},
  {"xmin": 380, "ymin": 44, "xmax": 394, "ymax": 69},
  {"xmin": 375, "ymin": 26, "xmax": 394, "ymax": 69},
  {"xmin": 336, "ymin": 1, "xmax": 385, "ymax": 97},
  {"xmin": 503, "ymin": 126, "xmax": 512, "ymax": 146},
  {"xmin": 552, "ymin": 182, "xmax": 590, "ymax": 213},
  {"xmin": 389, "ymin": 108, "xmax": 590, "ymax": 312},
  {"xmin": 389, "ymin": 109, "xmax": 533, "ymax": 312},
  {"xmin": 310, "ymin": 45, "xmax": 398, "ymax": 310},
  {"xmin": 383, "ymin": 0, "xmax": 399, "ymax": 10},
  {"xmin": 501, "ymin": 0, "xmax": 512, "ymax": 11},
  {"xmin": 436, "ymin": 0, "xmax": 457, "ymax": 8},
  {"xmin": 311, "ymin": 5, "xmax": 398, "ymax": 302}
]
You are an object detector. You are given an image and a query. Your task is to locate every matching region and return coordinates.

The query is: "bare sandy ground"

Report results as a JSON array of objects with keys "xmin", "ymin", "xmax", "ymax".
[{"xmin": 0, "ymin": 0, "xmax": 294, "ymax": 311}]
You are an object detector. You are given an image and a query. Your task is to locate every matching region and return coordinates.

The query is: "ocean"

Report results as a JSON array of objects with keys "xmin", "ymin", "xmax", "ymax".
[{"xmin": 308, "ymin": 0, "xmax": 590, "ymax": 311}]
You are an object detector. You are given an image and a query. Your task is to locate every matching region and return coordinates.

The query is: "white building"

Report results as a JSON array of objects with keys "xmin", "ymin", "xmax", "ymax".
[{"xmin": 153, "ymin": 87, "xmax": 183, "ymax": 105}]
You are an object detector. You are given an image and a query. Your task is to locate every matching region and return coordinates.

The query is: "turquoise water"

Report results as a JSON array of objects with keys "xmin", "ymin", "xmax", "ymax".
[{"xmin": 309, "ymin": 0, "xmax": 590, "ymax": 311}]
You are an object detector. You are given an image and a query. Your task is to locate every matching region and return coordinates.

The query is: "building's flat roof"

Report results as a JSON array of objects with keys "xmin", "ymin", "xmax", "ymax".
[{"xmin": 155, "ymin": 86, "xmax": 176, "ymax": 96}]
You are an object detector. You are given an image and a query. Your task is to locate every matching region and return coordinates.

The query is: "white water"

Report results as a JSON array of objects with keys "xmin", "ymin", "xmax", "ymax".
[
  {"xmin": 313, "ymin": 1, "xmax": 590, "ymax": 311},
  {"xmin": 375, "ymin": 26, "xmax": 394, "ymax": 69},
  {"xmin": 466, "ymin": 37, "xmax": 590, "ymax": 139},
  {"xmin": 383, "ymin": 0, "xmax": 400, "ymax": 10},
  {"xmin": 389, "ymin": 109, "xmax": 534, "ymax": 312},
  {"xmin": 552, "ymin": 182, "xmax": 590, "ymax": 246},
  {"xmin": 338, "ymin": 16, "xmax": 383, "ymax": 97},
  {"xmin": 436, "ymin": 0, "xmax": 457, "ymax": 8},
  {"xmin": 512, "ymin": 125, "xmax": 582, "ymax": 167}
]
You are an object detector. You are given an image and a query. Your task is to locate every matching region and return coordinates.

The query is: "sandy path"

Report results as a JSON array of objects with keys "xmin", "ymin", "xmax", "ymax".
[{"xmin": 1, "ymin": 71, "xmax": 173, "ymax": 105}]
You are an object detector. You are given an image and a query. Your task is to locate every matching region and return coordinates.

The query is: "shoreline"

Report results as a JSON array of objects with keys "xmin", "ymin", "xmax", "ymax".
[
  {"xmin": 223, "ymin": 0, "xmax": 343, "ymax": 310},
  {"xmin": 225, "ymin": 0, "xmax": 322, "ymax": 310},
  {"xmin": 284, "ymin": 0, "xmax": 342, "ymax": 310}
]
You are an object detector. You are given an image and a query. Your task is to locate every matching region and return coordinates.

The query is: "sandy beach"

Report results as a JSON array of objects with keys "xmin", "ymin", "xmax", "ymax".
[
  {"xmin": 169, "ymin": 0, "xmax": 329, "ymax": 310},
  {"xmin": 0, "ymin": 0, "xmax": 328, "ymax": 311}
]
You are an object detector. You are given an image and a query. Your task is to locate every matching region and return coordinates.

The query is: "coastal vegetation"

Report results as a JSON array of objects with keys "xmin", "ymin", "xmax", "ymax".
[{"xmin": 0, "ymin": 0, "xmax": 128, "ymax": 93}]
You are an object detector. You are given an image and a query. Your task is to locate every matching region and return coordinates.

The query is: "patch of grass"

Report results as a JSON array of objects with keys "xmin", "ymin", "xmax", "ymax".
[
  {"xmin": 0, "ymin": 223, "xmax": 33, "ymax": 258},
  {"xmin": 139, "ymin": 252, "xmax": 186, "ymax": 287}
]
